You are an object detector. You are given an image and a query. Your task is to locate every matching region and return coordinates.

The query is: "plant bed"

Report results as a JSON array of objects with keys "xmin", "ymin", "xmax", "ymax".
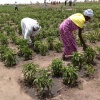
[{"xmin": 0, "ymin": 3, "xmax": 100, "ymax": 100}]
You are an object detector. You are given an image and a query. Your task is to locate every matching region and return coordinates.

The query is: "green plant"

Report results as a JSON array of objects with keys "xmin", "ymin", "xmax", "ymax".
[
  {"xmin": 39, "ymin": 43, "xmax": 48, "ymax": 56},
  {"xmin": 9, "ymin": 32, "xmax": 16, "ymax": 42},
  {"xmin": 9, "ymin": 32, "xmax": 21, "ymax": 45},
  {"xmin": 53, "ymin": 41, "xmax": 62, "ymax": 52},
  {"xmin": 96, "ymin": 32, "xmax": 100, "ymax": 41},
  {"xmin": 84, "ymin": 64, "xmax": 95, "ymax": 77},
  {"xmin": 22, "ymin": 63, "xmax": 38, "ymax": 84},
  {"xmin": 46, "ymin": 36, "xmax": 54, "ymax": 50},
  {"xmin": 34, "ymin": 41, "xmax": 41, "ymax": 53},
  {"xmin": 62, "ymin": 64, "xmax": 78, "ymax": 86},
  {"xmin": 18, "ymin": 39, "xmax": 28, "ymax": 47},
  {"xmin": 18, "ymin": 46, "xmax": 33, "ymax": 60},
  {"xmin": 72, "ymin": 52, "xmax": 86, "ymax": 69},
  {"xmin": 88, "ymin": 33, "xmax": 96, "ymax": 43},
  {"xmin": 92, "ymin": 23, "xmax": 99, "ymax": 29},
  {"xmin": 54, "ymin": 28, "xmax": 60, "ymax": 37},
  {"xmin": 34, "ymin": 69, "xmax": 53, "ymax": 97},
  {"xmin": 0, "ymin": 45, "xmax": 8, "ymax": 61},
  {"xmin": 34, "ymin": 33, "xmax": 44, "ymax": 41},
  {"xmin": 84, "ymin": 46, "xmax": 96, "ymax": 63},
  {"xmin": 5, "ymin": 25, "xmax": 12, "ymax": 36},
  {"xmin": 50, "ymin": 58, "xmax": 63, "ymax": 77},
  {"xmin": 14, "ymin": 37, "xmax": 21, "ymax": 45},
  {"xmin": 3, "ymin": 48, "xmax": 16, "ymax": 67},
  {"xmin": 96, "ymin": 46, "xmax": 100, "ymax": 55},
  {"xmin": 47, "ymin": 29, "xmax": 55, "ymax": 36},
  {"xmin": 96, "ymin": 46, "xmax": 100, "ymax": 60},
  {"xmin": 40, "ymin": 29, "xmax": 47, "ymax": 38},
  {"xmin": 17, "ymin": 39, "xmax": 32, "ymax": 60},
  {"xmin": 0, "ymin": 33, "xmax": 8, "ymax": 46},
  {"xmin": 18, "ymin": 25, "xmax": 22, "ymax": 35},
  {"xmin": 76, "ymin": 39, "xmax": 82, "ymax": 47}
]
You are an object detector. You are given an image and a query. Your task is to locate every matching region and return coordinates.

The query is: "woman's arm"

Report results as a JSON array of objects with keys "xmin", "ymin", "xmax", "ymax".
[
  {"xmin": 24, "ymin": 29, "xmax": 32, "ymax": 44},
  {"xmin": 78, "ymin": 27, "xmax": 87, "ymax": 50}
]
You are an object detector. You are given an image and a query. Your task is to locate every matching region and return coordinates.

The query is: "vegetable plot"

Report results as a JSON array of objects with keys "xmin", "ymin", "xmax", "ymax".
[{"xmin": 0, "ymin": 3, "xmax": 100, "ymax": 99}]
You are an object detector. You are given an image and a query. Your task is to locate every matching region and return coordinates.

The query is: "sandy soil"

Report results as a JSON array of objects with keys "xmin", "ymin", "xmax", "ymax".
[{"xmin": 0, "ymin": 43, "xmax": 100, "ymax": 100}]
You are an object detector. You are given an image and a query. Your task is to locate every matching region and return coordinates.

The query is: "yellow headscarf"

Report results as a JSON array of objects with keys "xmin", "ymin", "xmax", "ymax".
[{"xmin": 69, "ymin": 13, "xmax": 85, "ymax": 28}]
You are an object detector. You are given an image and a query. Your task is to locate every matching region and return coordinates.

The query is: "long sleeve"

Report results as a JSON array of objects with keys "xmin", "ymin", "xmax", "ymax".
[
  {"xmin": 24, "ymin": 29, "xmax": 32, "ymax": 43},
  {"xmin": 21, "ymin": 17, "xmax": 41, "ymax": 43}
]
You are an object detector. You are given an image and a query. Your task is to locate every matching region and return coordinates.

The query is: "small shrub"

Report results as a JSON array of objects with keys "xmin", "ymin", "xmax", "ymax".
[
  {"xmin": 22, "ymin": 63, "xmax": 38, "ymax": 84},
  {"xmin": 0, "ymin": 34, "xmax": 8, "ymax": 46},
  {"xmin": 34, "ymin": 41, "xmax": 41, "ymax": 53},
  {"xmin": 76, "ymin": 39, "xmax": 82, "ymax": 47},
  {"xmin": 3, "ymin": 48, "xmax": 16, "ymax": 67},
  {"xmin": 63, "ymin": 64, "xmax": 78, "ymax": 86},
  {"xmin": 9, "ymin": 32, "xmax": 16, "ymax": 42},
  {"xmin": 88, "ymin": 33, "xmax": 96, "ymax": 43},
  {"xmin": 96, "ymin": 46, "xmax": 100, "ymax": 55},
  {"xmin": 34, "ymin": 69, "xmax": 53, "ymax": 97},
  {"xmin": 84, "ymin": 46, "xmax": 96, "ymax": 63},
  {"xmin": 72, "ymin": 52, "xmax": 86, "ymax": 69},
  {"xmin": 14, "ymin": 37, "xmax": 21, "ymax": 45},
  {"xmin": 84, "ymin": 64, "xmax": 95, "ymax": 77},
  {"xmin": 5, "ymin": 25, "xmax": 11, "ymax": 36},
  {"xmin": 46, "ymin": 36, "xmax": 54, "ymax": 50},
  {"xmin": 39, "ymin": 43, "xmax": 48, "ymax": 56},
  {"xmin": 19, "ymin": 46, "xmax": 33, "ymax": 60},
  {"xmin": 18, "ymin": 39, "xmax": 28, "ymax": 47},
  {"xmin": 53, "ymin": 41, "xmax": 62, "ymax": 52},
  {"xmin": 0, "ymin": 45, "xmax": 8, "ymax": 61},
  {"xmin": 50, "ymin": 58, "xmax": 63, "ymax": 77},
  {"xmin": 96, "ymin": 46, "xmax": 100, "ymax": 60}
]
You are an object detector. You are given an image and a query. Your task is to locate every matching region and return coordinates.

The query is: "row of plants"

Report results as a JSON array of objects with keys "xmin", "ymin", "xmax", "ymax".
[
  {"xmin": 22, "ymin": 63, "xmax": 53, "ymax": 97},
  {"xmin": 0, "ymin": 46, "xmax": 16, "ymax": 67},
  {"xmin": 34, "ymin": 39, "xmax": 62, "ymax": 56},
  {"xmin": 0, "ymin": 33, "xmax": 33, "ymax": 66},
  {"xmin": 17, "ymin": 39, "xmax": 33, "ymax": 60},
  {"xmin": 0, "ymin": 3, "xmax": 100, "ymax": 40},
  {"xmin": 22, "ymin": 46, "xmax": 97, "ymax": 97},
  {"xmin": 76, "ymin": 30, "xmax": 100, "ymax": 48},
  {"xmin": 0, "ymin": 3, "xmax": 99, "ymax": 68},
  {"xmin": 22, "ymin": 61, "xmax": 77, "ymax": 97},
  {"xmin": 87, "ymin": 30, "xmax": 100, "ymax": 43}
]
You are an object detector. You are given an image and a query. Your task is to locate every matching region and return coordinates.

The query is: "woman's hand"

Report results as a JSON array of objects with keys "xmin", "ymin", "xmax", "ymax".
[
  {"xmin": 28, "ymin": 43, "xmax": 34, "ymax": 48},
  {"xmin": 78, "ymin": 28, "xmax": 87, "ymax": 51}
]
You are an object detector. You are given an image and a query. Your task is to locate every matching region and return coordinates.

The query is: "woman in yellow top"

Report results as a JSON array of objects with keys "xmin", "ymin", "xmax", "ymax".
[{"xmin": 59, "ymin": 9, "xmax": 94, "ymax": 60}]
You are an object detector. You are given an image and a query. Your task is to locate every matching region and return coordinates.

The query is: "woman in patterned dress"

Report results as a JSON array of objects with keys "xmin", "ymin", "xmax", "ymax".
[{"xmin": 59, "ymin": 9, "xmax": 94, "ymax": 60}]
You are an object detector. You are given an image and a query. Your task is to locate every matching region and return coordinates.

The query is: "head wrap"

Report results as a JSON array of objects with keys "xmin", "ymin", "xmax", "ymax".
[
  {"xmin": 33, "ymin": 23, "xmax": 41, "ymax": 30},
  {"xmin": 83, "ymin": 9, "xmax": 94, "ymax": 18}
]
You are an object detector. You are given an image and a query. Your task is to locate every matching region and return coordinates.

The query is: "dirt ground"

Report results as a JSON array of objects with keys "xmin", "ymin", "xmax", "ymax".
[{"xmin": 0, "ymin": 42, "xmax": 100, "ymax": 100}]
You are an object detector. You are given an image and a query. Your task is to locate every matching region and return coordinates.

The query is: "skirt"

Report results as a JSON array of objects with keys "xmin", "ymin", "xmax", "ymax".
[{"xmin": 59, "ymin": 18, "xmax": 78, "ymax": 55}]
